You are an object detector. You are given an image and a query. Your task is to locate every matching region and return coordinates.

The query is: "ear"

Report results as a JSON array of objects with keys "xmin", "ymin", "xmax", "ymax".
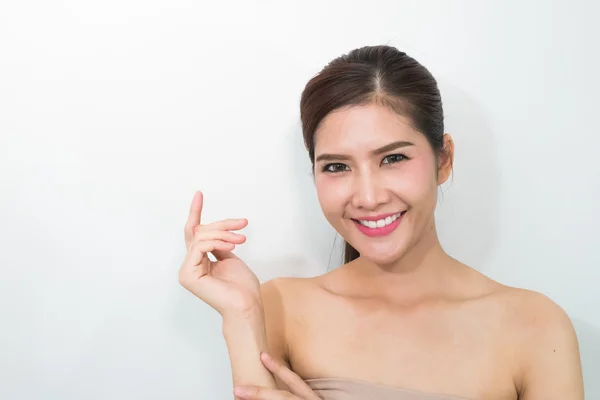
[{"xmin": 437, "ymin": 133, "xmax": 454, "ymax": 184}]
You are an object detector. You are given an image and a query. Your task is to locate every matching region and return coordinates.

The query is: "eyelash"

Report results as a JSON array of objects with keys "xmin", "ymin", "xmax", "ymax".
[{"xmin": 322, "ymin": 154, "xmax": 410, "ymax": 173}]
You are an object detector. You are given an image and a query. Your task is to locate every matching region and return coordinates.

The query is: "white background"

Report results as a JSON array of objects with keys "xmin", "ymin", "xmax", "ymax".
[{"xmin": 1, "ymin": 1, "xmax": 598, "ymax": 399}]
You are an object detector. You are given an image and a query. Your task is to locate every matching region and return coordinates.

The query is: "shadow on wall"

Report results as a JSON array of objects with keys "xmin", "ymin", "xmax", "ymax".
[
  {"xmin": 435, "ymin": 81, "xmax": 501, "ymax": 273},
  {"xmin": 573, "ymin": 318, "xmax": 600, "ymax": 398}
]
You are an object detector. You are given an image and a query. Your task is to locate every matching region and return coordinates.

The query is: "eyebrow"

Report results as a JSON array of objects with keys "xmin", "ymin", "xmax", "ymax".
[{"xmin": 315, "ymin": 140, "xmax": 415, "ymax": 163}]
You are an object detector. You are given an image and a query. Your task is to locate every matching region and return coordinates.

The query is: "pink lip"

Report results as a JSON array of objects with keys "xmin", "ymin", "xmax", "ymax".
[{"xmin": 352, "ymin": 212, "xmax": 405, "ymax": 237}]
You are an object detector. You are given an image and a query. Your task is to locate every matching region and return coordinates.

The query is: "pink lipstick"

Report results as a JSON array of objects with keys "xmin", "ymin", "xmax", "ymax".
[{"xmin": 352, "ymin": 211, "xmax": 406, "ymax": 237}]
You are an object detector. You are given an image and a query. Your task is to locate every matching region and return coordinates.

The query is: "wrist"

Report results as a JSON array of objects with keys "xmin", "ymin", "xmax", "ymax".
[
  {"xmin": 222, "ymin": 301, "xmax": 263, "ymax": 322},
  {"xmin": 222, "ymin": 304, "xmax": 265, "ymax": 334}
]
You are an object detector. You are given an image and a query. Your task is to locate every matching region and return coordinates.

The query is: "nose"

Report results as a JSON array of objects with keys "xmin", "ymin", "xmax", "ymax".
[{"xmin": 350, "ymin": 170, "xmax": 389, "ymax": 210}]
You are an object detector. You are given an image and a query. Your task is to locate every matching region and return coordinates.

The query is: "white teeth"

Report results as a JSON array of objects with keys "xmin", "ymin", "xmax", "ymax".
[{"xmin": 358, "ymin": 212, "xmax": 403, "ymax": 228}]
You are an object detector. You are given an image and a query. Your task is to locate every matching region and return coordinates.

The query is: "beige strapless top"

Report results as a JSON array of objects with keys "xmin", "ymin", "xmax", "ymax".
[{"xmin": 304, "ymin": 378, "xmax": 472, "ymax": 400}]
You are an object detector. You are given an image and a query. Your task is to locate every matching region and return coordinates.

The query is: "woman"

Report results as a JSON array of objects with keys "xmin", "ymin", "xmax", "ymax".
[{"xmin": 179, "ymin": 45, "xmax": 584, "ymax": 399}]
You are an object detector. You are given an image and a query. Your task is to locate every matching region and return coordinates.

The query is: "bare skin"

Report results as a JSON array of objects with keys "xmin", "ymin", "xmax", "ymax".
[
  {"xmin": 256, "ymin": 103, "xmax": 583, "ymax": 400},
  {"xmin": 181, "ymin": 103, "xmax": 584, "ymax": 400},
  {"xmin": 260, "ymin": 258, "xmax": 583, "ymax": 399}
]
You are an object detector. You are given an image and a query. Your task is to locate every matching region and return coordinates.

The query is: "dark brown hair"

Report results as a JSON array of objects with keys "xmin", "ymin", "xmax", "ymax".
[{"xmin": 299, "ymin": 45, "xmax": 446, "ymax": 264}]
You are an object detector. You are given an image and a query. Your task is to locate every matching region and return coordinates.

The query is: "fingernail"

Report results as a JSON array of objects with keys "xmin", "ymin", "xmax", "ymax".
[{"xmin": 234, "ymin": 387, "xmax": 249, "ymax": 397}]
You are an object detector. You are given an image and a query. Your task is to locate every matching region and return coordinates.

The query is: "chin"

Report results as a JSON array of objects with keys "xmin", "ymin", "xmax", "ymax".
[
  {"xmin": 360, "ymin": 253, "xmax": 401, "ymax": 267},
  {"xmin": 355, "ymin": 241, "xmax": 409, "ymax": 266}
]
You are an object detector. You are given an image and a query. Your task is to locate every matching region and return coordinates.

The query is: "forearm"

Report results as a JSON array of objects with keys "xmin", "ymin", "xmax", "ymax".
[{"xmin": 222, "ymin": 306, "xmax": 276, "ymax": 392}]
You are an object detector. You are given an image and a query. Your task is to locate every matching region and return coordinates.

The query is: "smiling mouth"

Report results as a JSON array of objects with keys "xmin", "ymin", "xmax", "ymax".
[
  {"xmin": 351, "ymin": 211, "xmax": 407, "ymax": 229},
  {"xmin": 350, "ymin": 211, "xmax": 406, "ymax": 237}
]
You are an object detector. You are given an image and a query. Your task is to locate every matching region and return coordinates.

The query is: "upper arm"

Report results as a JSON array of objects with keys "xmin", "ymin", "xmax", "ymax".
[
  {"xmin": 517, "ymin": 293, "xmax": 584, "ymax": 399},
  {"xmin": 260, "ymin": 278, "xmax": 291, "ymax": 389}
]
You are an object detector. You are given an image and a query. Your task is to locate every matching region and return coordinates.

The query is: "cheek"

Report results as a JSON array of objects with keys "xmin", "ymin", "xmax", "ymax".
[
  {"xmin": 315, "ymin": 176, "xmax": 343, "ymax": 215},
  {"xmin": 392, "ymin": 159, "xmax": 438, "ymax": 204}
]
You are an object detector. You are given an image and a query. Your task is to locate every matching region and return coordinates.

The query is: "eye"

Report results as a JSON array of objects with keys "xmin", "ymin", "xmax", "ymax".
[
  {"xmin": 381, "ymin": 154, "xmax": 408, "ymax": 165},
  {"xmin": 323, "ymin": 163, "xmax": 349, "ymax": 173}
]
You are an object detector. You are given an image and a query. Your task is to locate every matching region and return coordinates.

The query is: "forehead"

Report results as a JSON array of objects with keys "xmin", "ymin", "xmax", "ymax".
[{"xmin": 314, "ymin": 103, "xmax": 423, "ymax": 153}]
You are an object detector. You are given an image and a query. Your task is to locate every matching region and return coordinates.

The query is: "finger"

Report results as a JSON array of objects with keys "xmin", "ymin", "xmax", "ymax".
[
  {"xmin": 234, "ymin": 386, "xmax": 298, "ymax": 400},
  {"xmin": 211, "ymin": 248, "xmax": 238, "ymax": 261},
  {"xmin": 194, "ymin": 230, "xmax": 246, "ymax": 245},
  {"xmin": 179, "ymin": 240, "xmax": 235, "ymax": 289},
  {"xmin": 189, "ymin": 231, "xmax": 245, "ymax": 261},
  {"xmin": 189, "ymin": 239, "xmax": 235, "ymax": 265},
  {"xmin": 184, "ymin": 191, "xmax": 203, "ymax": 237},
  {"xmin": 194, "ymin": 218, "xmax": 248, "ymax": 234},
  {"xmin": 182, "ymin": 240, "xmax": 235, "ymax": 273},
  {"xmin": 260, "ymin": 353, "xmax": 320, "ymax": 400}
]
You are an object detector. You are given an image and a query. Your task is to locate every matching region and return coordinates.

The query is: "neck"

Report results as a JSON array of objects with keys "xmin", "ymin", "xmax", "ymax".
[{"xmin": 351, "ymin": 220, "xmax": 458, "ymax": 299}]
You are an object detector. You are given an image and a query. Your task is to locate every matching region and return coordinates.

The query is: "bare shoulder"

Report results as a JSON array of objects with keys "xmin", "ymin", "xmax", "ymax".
[
  {"xmin": 260, "ymin": 276, "xmax": 317, "ymax": 320},
  {"xmin": 478, "ymin": 280, "xmax": 578, "ymax": 353},
  {"xmin": 260, "ymin": 275, "xmax": 324, "ymax": 308},
  {"xmin": 491, "ymin": 285, "xmax": 577, "ymax": 340},
  {"xmin": 460, "ymin": 266, "xmax": 575, "ymax": 330},
  {"xmin": 489, "ymin": 284, "xmax": 584, "ymax": 399},
  {"xmin": 259, "ymin": 276, "xmax": 325, "ymax": 364},
  {"xmin": 459, "ymin": 265, "xmax": 583, "ymax": 398}
]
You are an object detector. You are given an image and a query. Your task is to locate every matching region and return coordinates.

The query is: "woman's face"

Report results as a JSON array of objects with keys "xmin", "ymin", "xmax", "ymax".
[{"xmin": 313, "ymin": 103, "xmax": 452, "ymax": 266}]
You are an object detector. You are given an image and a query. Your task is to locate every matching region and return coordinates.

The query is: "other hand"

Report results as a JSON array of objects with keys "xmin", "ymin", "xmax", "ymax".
[{"xmin": 233, "ymin": 353, "xmax": 321, "ymax": 399}]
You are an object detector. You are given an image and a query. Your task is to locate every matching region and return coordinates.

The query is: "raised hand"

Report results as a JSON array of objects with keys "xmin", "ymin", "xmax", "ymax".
[{"xmin": 179, "ymin": 191, "xmax": 262, "ymax": 317}]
